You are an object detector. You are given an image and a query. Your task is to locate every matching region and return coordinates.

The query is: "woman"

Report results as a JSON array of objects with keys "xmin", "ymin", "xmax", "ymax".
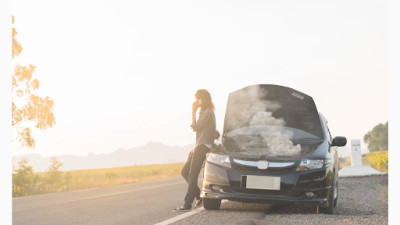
[{"xmin": 175, "ymin": 89, "xmax": 218, "ymax": 211}]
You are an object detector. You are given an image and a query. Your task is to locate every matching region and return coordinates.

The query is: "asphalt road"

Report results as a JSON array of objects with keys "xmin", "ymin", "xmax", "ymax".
[
  {"xmin": 174, "ymin": 175, "xmax": 388, "ymax": 225},
  {"xmin": 13, "ymin": 177, "xmax": 189, "ymax": 225},
  {"xmin": 13, "ymin": 175, "xmax": 388, "ymax": 225}
]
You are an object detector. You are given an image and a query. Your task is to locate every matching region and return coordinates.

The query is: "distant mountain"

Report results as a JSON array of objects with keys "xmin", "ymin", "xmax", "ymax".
[
  {"xmin": 12, "ymin": 142, "xmax": 194, "ymax": 172},
  {"xmin": 13, "ymin": 142, "xmax": 365, "ymax": 172}
]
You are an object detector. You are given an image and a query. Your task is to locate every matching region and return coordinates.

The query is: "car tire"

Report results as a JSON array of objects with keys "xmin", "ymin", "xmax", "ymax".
[
  {"xmin": 333, "ymin": 179, "xmax": 338, "ymax": 207},
  {"xmin": 203, "ymin": 198, "xmax": 221, "ymax": 210},
  {"xmin": 320, "ymin": 172, "xmax": 336, "ymax": 214}
]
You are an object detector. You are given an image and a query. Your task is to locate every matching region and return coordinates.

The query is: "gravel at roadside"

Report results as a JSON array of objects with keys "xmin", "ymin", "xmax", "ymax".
[{"xmin": 173, "ymin": 175, "xmax": 388, "ymax": 225}]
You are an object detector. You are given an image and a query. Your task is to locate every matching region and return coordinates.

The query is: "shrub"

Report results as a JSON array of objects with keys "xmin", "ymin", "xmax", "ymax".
[
  {"xmin": 12, "ymin": 158, "xmax": 37, "ymax": 196},
  {"xmin": 367, "ymin": 151, "xmax": 388, "ymax": 172}
]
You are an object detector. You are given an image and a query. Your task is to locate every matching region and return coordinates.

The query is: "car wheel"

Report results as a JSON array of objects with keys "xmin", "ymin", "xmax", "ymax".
[
  {"xmin": 203, "ymin": 198, "xmax": 221, "ymax": 210},
  {"xmin": 320, "ymin": 172, "xmax": 336, "ymax": 214}
]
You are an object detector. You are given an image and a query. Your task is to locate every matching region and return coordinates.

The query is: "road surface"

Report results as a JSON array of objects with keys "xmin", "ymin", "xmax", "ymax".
[
  {"xmin": 13, "ymin": 177, "xmax": 191, "ymax": 225},
  {"xmin": 13, "ymin": 175, "xmax": 388, "ymax": 225}
]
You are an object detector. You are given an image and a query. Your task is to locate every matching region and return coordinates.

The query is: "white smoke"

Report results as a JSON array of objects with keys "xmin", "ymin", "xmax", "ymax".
[
  {"xmin": 226, "ymin": 86, "xmax": 284, "ymax": 129},
  {"xmin": 260, "ymin": 135, "xmax": 301, "ymax": 157},
  {"xmin": 249, "ymin": 111, "xmax": 285, "ymax": 126},
  {"xmin": 226, "ymin": 85, "xmax": 302, "ymax": 158}
]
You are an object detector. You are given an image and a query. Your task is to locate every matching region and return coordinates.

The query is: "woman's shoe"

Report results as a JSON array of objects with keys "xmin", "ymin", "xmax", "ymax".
[
  {"xmin": 194, "ymin": 198, "xmax": 203, "ymax": 208},
  {"xmin": 173, "ymin": 204, "xmax": 191, "ymax": 212}
]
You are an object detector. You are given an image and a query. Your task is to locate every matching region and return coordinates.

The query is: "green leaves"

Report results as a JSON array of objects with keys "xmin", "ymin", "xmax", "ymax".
[
  {"xmin": 12, "ymin": 158, "xmax": 37, "ymax": 196},
  {"xmin": 12, "ymin": 157, "xmax": 64, "ymax": 197},
  {"xmin": 364, "ymin": 122, "xmax": 388, "ymax": 152}
]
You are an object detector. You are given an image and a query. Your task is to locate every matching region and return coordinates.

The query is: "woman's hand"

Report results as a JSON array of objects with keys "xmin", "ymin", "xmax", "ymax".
[{"xmin": 192, "ymin": 101, "xmax": 199, "ymax": 114}]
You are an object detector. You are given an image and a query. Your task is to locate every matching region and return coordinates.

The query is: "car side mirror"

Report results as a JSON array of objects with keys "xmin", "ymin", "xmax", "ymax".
[{"xmin": 332, "ymin": 136, "xmax": 347, "ymax": 147}]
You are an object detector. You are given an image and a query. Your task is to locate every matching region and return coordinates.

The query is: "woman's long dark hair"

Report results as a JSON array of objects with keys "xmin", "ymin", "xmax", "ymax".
[{"xmin": 195, "ymin": 89, "xmax": 215, "ymax": 113}]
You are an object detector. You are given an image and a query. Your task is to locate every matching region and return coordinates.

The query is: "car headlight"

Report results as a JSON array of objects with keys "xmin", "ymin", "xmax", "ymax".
[
  {"xmin": 297, "ymin": 159, "xmax": 324, "ymax": 171},
  {"xmin": 207, "ymin": 153, "xmax": 231, "ymax": 168}
]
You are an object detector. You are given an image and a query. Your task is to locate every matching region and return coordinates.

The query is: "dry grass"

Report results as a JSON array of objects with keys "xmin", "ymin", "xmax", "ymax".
[
  {"xmin": 58, "ymin": 163, "xmax": 184, "ymax": 189},
  {"xmin": 14, "ymin": 163, "xmax": 184, "ymax": 197}
]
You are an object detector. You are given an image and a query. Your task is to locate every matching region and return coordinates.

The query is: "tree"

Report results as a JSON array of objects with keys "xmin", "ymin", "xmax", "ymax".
[
  {"xmin": 46, "ymin": 157, "xmax": 63, "ymax": 191},
  {"xmin": 12, "ymin": 16, "xmax": 56, "ymax": 148},
  {"xmin": 12, "ymin": 158, "xmax": 37, "ymax": 196},
  {"xmin": 364, "ymin": 122, "xmax": 388, "ymax": 152}
]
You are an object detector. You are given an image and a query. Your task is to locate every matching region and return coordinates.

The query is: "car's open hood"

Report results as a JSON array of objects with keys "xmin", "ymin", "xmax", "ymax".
[{"xmin": 223, "ymin": 84, "xmax": 323, "ymax": 140}]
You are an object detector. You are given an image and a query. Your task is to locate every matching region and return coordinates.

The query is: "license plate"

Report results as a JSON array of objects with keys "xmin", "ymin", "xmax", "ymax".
[{"xmin": 242, "ymin": 175, "xmax": 281, "ymax": 190}]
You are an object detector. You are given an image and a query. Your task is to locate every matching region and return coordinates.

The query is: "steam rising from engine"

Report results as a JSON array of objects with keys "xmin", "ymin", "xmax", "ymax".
[{"xmin": 225, "ymin": 85, "xmax": 302, "ymax": 158}]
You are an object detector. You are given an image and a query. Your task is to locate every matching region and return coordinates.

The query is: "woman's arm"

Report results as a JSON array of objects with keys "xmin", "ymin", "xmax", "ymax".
[{"xmin": 191, "ymin": 109, "xmax": 212, "ymax": 132}]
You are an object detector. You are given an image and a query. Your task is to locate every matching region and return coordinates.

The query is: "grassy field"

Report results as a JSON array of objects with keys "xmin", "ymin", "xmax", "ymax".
[
  {"xmin": 14, "ymin": 150, "xmax": 388, "ymax": 197},
  {"xmin": 13, "ymin": 163, "xmax": 184, "ymax": 197}
]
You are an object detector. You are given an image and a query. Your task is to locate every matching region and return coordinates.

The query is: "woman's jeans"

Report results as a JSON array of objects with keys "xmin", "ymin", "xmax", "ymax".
[{"xmin": 181, "ymin": 144, "xmax": 210, "ymax": 207}]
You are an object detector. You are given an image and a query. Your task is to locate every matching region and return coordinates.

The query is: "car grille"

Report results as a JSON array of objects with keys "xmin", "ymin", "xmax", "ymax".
[{"xmin": 231, "ymin": 163, "xmax": 295, "ymax": 173}]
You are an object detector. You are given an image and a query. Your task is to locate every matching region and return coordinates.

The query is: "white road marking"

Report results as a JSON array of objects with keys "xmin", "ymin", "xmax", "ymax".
[
  {"xmin": 154, "ymin": 200, "xmax": 227, "ymax": 225},
  {"xmin": 13, "ymin": 181, "xmax": 184, "ymax": 212},
  {"xmin": 13, "ymin": 177, "xmax": 182, "ymax": 199},
  {"xmin": 154, "ymin": 207, "xmax": 205, "ymax": 225}
]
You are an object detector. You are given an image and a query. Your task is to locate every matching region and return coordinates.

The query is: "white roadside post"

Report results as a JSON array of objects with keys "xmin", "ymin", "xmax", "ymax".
[
  {"xmin": 350, "ymin": 139, "xmax": 362, "ymax": 166},
  {"xmin": 338, "ymin": 138, "xmax": 385, "ymax": 177}
]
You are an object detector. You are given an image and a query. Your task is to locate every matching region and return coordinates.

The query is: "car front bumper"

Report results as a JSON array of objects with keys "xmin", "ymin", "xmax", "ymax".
[
  {"xmin": 201, "ymin": 184, "xmax": 329, "ymax": 206},
  {"xmin": 200, "ymin": 161, "xmax": 333, "ymax": 207}
]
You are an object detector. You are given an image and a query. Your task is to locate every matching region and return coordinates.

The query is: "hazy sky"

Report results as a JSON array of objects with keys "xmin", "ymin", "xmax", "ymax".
[{"xmin": 11, "ymin": 0, "xmax": 388, "ymax": 157}]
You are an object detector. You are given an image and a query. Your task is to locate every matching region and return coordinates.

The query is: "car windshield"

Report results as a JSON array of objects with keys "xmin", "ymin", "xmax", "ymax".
[{"xmin": 223, "ymin": 125, "xmax": 322, "ymax": 160}]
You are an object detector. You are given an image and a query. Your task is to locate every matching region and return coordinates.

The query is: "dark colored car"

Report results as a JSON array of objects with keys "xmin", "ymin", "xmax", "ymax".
[{"xmin": 200, "ymin": 84, "xmax": 347, "ymax": 214}]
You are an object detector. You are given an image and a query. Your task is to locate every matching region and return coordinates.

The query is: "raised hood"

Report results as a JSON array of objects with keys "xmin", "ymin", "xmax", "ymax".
[
  {"xmin": 222, "ymin": 85, "xmax": 324, "ymax": 160},
  {"xmin": 224, "ymin": 84, "xmax": 323, "ymax": 138}
]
